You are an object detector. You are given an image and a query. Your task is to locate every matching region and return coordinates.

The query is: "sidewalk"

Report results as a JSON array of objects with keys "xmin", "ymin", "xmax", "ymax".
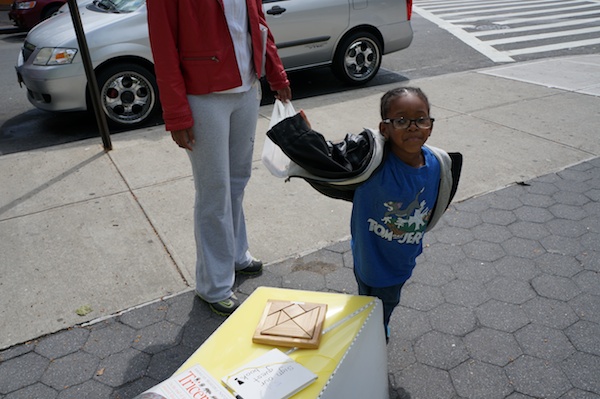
[{"xmin": 0, "ymin": 55, "xmax": 599, "ymax": 398}]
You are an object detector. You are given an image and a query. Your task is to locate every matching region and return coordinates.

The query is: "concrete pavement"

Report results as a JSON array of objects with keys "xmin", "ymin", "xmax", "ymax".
[{"xmin": 0, "ymin": 54, "xmax": 599, "ymax": 398}]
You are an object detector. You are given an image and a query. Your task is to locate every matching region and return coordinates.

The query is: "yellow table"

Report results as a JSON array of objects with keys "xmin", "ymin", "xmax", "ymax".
[{"xmin": 177, "ymin": 287, "xmax": 388, "ymax": 399}]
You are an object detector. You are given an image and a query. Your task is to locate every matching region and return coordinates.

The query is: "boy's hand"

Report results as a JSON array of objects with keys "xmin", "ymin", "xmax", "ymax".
[{"xmin": 299, "ymin": 109, "xmax": 311, "ymax": 129}]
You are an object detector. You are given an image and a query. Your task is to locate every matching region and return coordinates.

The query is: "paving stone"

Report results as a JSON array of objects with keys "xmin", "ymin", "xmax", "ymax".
[
  {"xmin": 464, "ymin": 328, "xmax": 522, "ymax": 366},
  {"xmin": 531, "ymin": 274, "xmax": 581, "ymax": 301},
  {"xmin": 522, "ymin": 297, "xmax": 579, "ymax": 329},
  {"xmin": 559, "ymin": 388, "xmax": 600, "ymax": 399},
  {"xmin": 4, "ymin": 383, "xmax": 57, "ymax": 399},
  {"xmin": 410, "ymin": 261, "xmax": 455, "ymax": 286},
  {"xmin": 94, "ymin": 348, "xmax": 150, "ymax": 388},
  {"xmin": 119, "ymin": 302, "xmax": 168, "ymax": 330},
  {"xmin": 487, "ymin": 194, "xmax": 523, "ymax": 211},
  {"xmin": 463, "ymin": 240, "xmax": 506, "ymax": 262},
  {"xmin": 34, "ymin": 327, "xmax": 89, "ymax": 360},
  {"xmin": 472, "ymin": 223, "xmax": 512, "ymax": 243},
  {"xmin": 481, "ymin": 208, "xmax": 518, "ymax": 226},
  {"xmin": 476, "ymin": 300, "xmax": 530, "ymax": 332},
  {"xmin": 324, "ymin": 240, "xmax": 351, "ymax": 254},
  {"xmin": 386, "ymin": 338, "xmax": 416, "ymax": 371},
  {"xmin": 486, "ymin": 277, "xmax": 536, "ymax": 304},
  {"xmin": 514, "ymin": 206, "xmax": 555, "ymax": 223},
  {"xmin": 451, "ymin": 259, "xmax": 498, "ymax": 283},
  {"xmin": 238, "ymin": 270, "xmax": 282, "ymax": 295},
  {"xmin": 493, "ymin": 256, "xmax": 541, "ymax": 281},
  {"xmin": 442, "ymin": 209, "xmax": 482, "ymax": 229},
  {"xmin": 180, "ymin": 315, "xmax": 222, "ymax": 349},
  {"xmin": 442, "ymin": 279, "xmax": 490, "ymax": 307},
  {"xmin": 341, "ymin": 249, "xmax": 353, "ymax": 269},
  {"xmin": 535, "ymin": 252, "xmax": 583, "ymax": 277},
  {"xmin": 0, "ymin": 342, "xmax": 35, "ymax": 362},
  {"xmin": 561, "ymin": 352, "xmax": 600, "ymax": 394},
  {"xmin": 422, "ymin": 242, "xmax": 467, "ymax": 265},
  {"xmin": 110, "ymin": 377, "xmax": 159, "ymax": 399},
  {"xmin": 514, "ymin": 323, "xmax": 575, "ymax": 361},
  {"xmin": 501, "ymin": 237, "xmax": 545, "ymax": 259},
  {"xmin": 505, "ymin": 355, "xmax": 572, "ymax": 399},
  {"xmin": 452, "ymin": 197, "xmax": 489, "ymax": 213},
  {"xmin": 83, "ymin": 323, "xmax": 137, "ymax": 359},
  {"xmin": 393, "ymin": 363, "xmax": 456, "ymax": 399},
  {"xmin": 540, "ymin": 235, "xmax": 586, "ymax": 257},
  {"xmin": 56, "ymin": 380, "xmax": 113, "ymax": 399},
  {"xmin": 291, "ymin": 248, "xmax": 343, "ymax": 275},
  {"xmin": 519, "ymin": 192, "xmax": 556, "ymax": 208},
  {"xmin": 0, "ymin": 352, "xmax": 49, "ymax": 394},
  {"xmin": 131, "ymin": 321, "xmax": 182, "ymax": 354},
  {"xmin": 569, "ymin": 293, "xmax": 600, "ymax": 322},
  {"xmin": 281, "ymin": 269, "xmax": 326, "ymax": 291},
  {"xmin": 508, "ymin": 220, "xmax": 551, "ymax": 240},
  {"xmin": 580, "ymin": 232, "xmax": 600, "ymax": 252},
  {"xmin": 146, "ymin": 345, "xmax": 196, "ymax": 382},
  {"xmin": 324, "ymin": 267, "xmax": 358, "ymax": 294},
  {"xmin": 400, "ymin": 282, "xmax": 444, "ymax": 311},
  {"xmin": 450, "ymin": 360, "xmax": 513, "ymax": 399},
  {"xmin": 546, "ymin": 218, "xmax": 590, "ymax": 238},
  {"xmin": 428, "ymin": 303, "xmax": 477, "ymax": 336},
  {"xmin": 552, "ymin": 191, "xmax": 590, "ymax": 207},
  {"xmin": 565, "ymin": 321, "xmax": 600, "ymax": 356},
  {"xmin": 41, "ymin": 351, "xmax": 100, "ymax": 390},
  {"xmin": 526, "ymin": 181, "xmax": 560, "ymax": 196},
  {"xmin": 392, "ymin": 307, "xmax": 432, "ymax": 341},
  {"xmin": 414, "ymin": 331, "xmax": 468, "ymax": 369},
  {"xmin": 579, "ymin": 251, "xmax": 600, "ymax": 272},
  {"xmin": 573, "ymin": 270, "xmax": 600, "ymax": 295},
  {"xmin": 163, "ymin": 292, "xmax": 196, "ymax": 326},
  {"xmin": 431, "ymin": 226, "xmax": 474, "ymax": 245}
]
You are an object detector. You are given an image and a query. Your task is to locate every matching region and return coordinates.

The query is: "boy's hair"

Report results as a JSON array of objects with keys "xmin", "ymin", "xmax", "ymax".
[{"xmin": 380, "ymin": 87, "xmax": 431, "ymax": 119}]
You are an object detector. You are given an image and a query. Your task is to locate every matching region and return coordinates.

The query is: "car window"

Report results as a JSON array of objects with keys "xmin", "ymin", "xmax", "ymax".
[{"xmin": 94, "ymin": 0, "xmax": 144, "ymax": 13}]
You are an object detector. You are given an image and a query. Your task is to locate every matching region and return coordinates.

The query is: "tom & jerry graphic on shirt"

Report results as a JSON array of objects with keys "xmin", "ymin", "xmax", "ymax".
[{"xmin": 367, "ymin": 187, "xmax": 432, "ymax": 244}]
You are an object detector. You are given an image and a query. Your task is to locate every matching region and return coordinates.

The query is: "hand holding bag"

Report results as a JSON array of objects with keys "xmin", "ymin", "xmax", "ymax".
[{"xmin": 262, "ymin": 99, "xmax": 296, "ymax": 178}]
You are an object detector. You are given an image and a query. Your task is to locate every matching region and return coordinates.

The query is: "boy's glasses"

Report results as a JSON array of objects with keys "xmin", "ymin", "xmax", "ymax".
[{"xmin": 383, "ymin": 117, "xmax": 435, "ymax": 130}]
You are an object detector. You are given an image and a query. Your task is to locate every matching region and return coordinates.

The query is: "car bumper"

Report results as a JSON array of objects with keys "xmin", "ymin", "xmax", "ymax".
[
  {"xmin": 16, "ymin": 62, "xmax": 88, "ymax": 112},
  {"xmin": 380, "ymin": 20, "xmax": 413, "ymax": 54}
]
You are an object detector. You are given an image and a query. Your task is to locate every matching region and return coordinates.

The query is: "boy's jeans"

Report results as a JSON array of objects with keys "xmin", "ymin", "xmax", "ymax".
[{"xmin": 354, "ymin": 269, "xmax": 405, "ymax": 329}]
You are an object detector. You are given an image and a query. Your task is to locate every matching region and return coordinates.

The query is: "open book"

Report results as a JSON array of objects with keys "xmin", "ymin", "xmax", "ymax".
[
  {"xmin": 133, "ymin": 364, "xmax": 235, "ymax": 399},
  {"xmin": 221, "ymin": 348, "xmax": 317, "ymax": 399}
]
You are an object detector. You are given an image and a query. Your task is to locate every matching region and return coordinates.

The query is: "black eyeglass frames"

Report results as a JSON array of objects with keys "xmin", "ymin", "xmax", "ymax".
[{"xmin": 382, "ymin": 117, "xmax": 435, "ymax": 130}]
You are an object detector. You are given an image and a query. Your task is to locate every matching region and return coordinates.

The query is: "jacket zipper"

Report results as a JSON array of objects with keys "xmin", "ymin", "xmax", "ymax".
[{"xmin": 182, "ymin": 56, "xmax": 219, "ymax": 62}]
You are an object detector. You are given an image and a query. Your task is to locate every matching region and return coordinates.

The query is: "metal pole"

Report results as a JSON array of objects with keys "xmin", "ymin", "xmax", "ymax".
[{"xmin": 66, "ymin": 0, "xmax": 112, "ymax": 151}]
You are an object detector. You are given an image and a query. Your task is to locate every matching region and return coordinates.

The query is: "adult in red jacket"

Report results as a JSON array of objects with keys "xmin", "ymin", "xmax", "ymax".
[{"xmin": 147, "ymin": 0, "xmax": 292, "ymax": 316}]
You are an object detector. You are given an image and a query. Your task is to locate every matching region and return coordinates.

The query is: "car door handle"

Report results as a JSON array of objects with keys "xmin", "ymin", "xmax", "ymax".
[{"xmin": 266, "ymin": 6, "xmax": 286, "ymax": 15}]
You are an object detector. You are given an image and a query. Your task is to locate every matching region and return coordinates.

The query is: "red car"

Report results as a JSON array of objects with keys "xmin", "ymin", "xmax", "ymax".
[{"xmin": 8, "ymin": 0, "xmax": 67, "ymax": 30}]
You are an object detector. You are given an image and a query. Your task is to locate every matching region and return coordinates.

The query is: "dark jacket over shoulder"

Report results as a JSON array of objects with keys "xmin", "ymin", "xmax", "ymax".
[{"xmin": 267, "ymin": 113, "xmax": 463, "ymax": 231}]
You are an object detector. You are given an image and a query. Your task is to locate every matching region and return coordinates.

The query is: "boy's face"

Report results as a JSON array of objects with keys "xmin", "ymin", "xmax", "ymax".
[{"xmin": 379, "ymin": 93, "xmax": 432, "ymax": 163}]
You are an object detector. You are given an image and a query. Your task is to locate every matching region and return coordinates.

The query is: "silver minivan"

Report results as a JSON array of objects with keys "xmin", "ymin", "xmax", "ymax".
[{"xmin": 16, "ymin": 0, "xmax": 413, "ymax": 128}]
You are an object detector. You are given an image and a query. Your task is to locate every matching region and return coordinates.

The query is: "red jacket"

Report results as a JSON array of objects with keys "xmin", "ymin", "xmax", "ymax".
[{"xmin": 147, "ymin": 0, "xmax": 290, "ymax": 131}]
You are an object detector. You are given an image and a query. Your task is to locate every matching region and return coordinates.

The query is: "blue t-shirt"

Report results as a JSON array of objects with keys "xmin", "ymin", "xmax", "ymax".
[{"xmin": 351, "ymin": 147, "xmax": 441, "ymax": 287}]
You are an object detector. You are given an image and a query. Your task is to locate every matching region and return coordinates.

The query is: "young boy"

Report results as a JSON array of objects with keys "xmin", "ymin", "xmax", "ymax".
[
  {"xmin": 351, "ymin": 87, "xmax": 460, "ymax": 341},
  {"xmin": 266, "ymin": 86, "xmax": 462, "ymax": 341}
]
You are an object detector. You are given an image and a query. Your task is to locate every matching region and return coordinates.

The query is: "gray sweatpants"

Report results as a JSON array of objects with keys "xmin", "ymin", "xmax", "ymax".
[{"xmin": 187, "ymin": 83, "xmax": 261, "ymax": 303}]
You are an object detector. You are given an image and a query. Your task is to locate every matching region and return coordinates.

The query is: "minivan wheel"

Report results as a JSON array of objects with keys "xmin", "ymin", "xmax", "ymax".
[
  {"xmin": 96, "ymin": 63, "xmax": 159, "ymax": 128},
  {"xmin": 332, "ymin": 31, "xmax": 382, "ymax": 85}
]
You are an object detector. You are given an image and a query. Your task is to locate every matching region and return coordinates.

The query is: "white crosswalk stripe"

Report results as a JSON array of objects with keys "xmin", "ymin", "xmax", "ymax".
[{"xmin": 413, "ymin": 0, "xmax": 600, "ymax": 62}]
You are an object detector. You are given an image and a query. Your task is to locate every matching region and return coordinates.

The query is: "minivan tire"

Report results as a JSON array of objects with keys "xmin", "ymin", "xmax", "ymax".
[
  {"xmin": 332, "ymin": 31, "xmax": 382, "ymax": 85},
  {"xmin": 95, "ymin": 63, "xmax": 160, "ymax": 129}
]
